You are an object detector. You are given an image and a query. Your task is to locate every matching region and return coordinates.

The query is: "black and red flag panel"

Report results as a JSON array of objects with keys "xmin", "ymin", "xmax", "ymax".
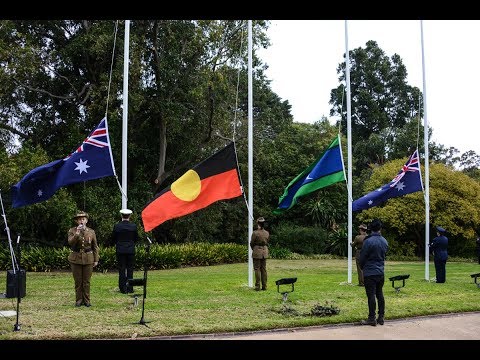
[{"xmin": 142, "ymin": 142, "xmax": 243, "ymax": 232}]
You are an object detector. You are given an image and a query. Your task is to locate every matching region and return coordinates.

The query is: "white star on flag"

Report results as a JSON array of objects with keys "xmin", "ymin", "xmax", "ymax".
[
  {"xmin": 37, "ymin": 189, "xmax": 43, "ymax": 197},
  {"xmin": 352, "ymin": 149, "xmax": 423, "ymax": 212},
  {"xmin": 74, "ymin": 158, "xmax": 90, "ymax": 174},
  {"xmin": 395, "ymin": 182, "xmax": 405, "ymax": 191}
]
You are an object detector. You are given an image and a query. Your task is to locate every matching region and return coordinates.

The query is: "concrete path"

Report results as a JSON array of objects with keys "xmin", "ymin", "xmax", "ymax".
[{"xmin": 158, "ymin": 312, "xmax": 480, "ymax": 340}]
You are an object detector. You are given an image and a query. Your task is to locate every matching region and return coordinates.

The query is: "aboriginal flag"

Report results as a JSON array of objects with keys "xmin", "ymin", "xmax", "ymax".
[{"xmin": 142, "ymin": 142, "xmax": 243, "ymax": 232}]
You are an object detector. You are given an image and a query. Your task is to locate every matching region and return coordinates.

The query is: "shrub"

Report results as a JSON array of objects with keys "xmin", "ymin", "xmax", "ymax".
[
  {"xmin": 387, "ymin": 238, "xmax": 417, "ymax": 258},
  {"xmin": 269, "ymin": 246, "xmax": 293, "ymax": 259},
  {"xmin": 271, "ymin": 223, "xmax": 328, "ymax": 255},
  {"xmin": 0, "ymin": 243, "xmax": 248, "ymax": 272}
]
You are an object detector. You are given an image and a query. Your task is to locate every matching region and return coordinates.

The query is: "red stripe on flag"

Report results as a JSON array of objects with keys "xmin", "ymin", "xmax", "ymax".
[{"xmin": 142, "ymin": 168, "xmax": 242, "ymax": 232}]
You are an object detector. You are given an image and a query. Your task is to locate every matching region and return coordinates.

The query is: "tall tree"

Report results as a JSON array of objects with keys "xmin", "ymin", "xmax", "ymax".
[
  {"xmin": 329, "ymin": 40, "xmax": 423, "ymax": 171},
  {"xmin": 0, "ymin": 20, "xmax": 290, "ymax": 245}
]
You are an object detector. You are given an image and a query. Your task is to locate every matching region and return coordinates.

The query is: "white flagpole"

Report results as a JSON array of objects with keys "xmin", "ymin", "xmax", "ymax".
[
  {"xmin": 122, "ymin": 20, "xmax": 130, "ymax": 210},
  {"xmin": 345, "ymin": 20, "xmax": 353, "ymax": 284},
  {"xmin": 420, "ymin": 20, "xmax": 430, "ymax": 280},
  {"xmin": 247, "ymin": 20, "xmax": 254, "ymax": 287}
]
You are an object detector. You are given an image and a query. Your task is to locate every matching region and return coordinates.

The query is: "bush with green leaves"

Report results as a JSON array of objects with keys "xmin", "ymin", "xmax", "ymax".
[
  {"xmin": 387, "ymin": 238, "xmax": 417, "ymax": 258},
  {"xmin": 271, "ymin": 223, "xmax": 328, "ymax": 255},
  {"xmin": 325, "ymin": 225, "xmax": 348, "ymax": 256},
  {"xmin": 0, "ymin": 243, "xmax": 251, "ymax": 272},
  {"xmin": 269, "ymin": 245, "xmax": 293, "ymax": 259}
]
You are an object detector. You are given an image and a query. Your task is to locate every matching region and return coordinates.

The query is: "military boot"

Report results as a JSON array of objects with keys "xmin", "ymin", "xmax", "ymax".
[{"xmin": 377, "ymin": 316, "xmax": 384, "ymax": 325}]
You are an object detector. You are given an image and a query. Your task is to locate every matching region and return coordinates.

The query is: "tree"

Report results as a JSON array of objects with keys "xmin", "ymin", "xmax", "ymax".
[
  {"xmin": 356, "ymin": 158, "xmax": 480, "ymax": 257},
  {"xmin": 255, "ymin": 118, "xmax": 346, "ymax": 228},
  {"xmin": 329, "ymin": 40, "xmax": 423, "ymax": 170},
  {"xmin": 129, "ymin": 20, "xmax": 270, "ymax": 193},
  {"xmin": 0, "ymin": 20, "xmax": 287, "ymax": 245}
]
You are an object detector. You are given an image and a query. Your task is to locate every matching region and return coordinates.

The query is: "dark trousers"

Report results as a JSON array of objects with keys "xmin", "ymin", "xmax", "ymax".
[
  {"xmin": 364, "ymin": 274, "xmax": 385, "ymax": 320},
  {"xmin": 434, "ymin": 258, "xmax": 447, "ymax": 283},
  {"xmin": 70, "ymin": 263, "xmax": 93, "ymax": 304},
  {"xmin": 117, "ymin": 253, "xmax": 135, "ymax": 293},
  {"xmin": 253, "ymin": 258, "xmax": 267, "ymax": 289}
]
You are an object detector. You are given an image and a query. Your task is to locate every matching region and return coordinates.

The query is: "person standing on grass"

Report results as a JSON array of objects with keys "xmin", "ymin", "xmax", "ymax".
[
  {"xmin": 67, "ymin": 211, "xmax": 99, "ymax": 307},
  {"xmin": 111, "ymin": 208, "xmax": 139, "ymax": 293},
  {"xmin": 429, "ymin": 226, "xmax": 448, "ymax": 283},
  {"xmin": 351, "ymin": 224, "xmax": 368, "ymax": 286},
  {"xmin": 359, "ymin": 218, "xmax": 388, "ymax": 326},
  {"xmin": 250, "ymin": 217, "xmax": 269, "ymax": 291}
]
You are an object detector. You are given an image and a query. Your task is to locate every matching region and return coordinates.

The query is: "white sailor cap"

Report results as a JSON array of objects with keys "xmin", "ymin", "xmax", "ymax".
[{"xmin": 120, "ymin": 208, "xmax": 133, "ymax": 215}]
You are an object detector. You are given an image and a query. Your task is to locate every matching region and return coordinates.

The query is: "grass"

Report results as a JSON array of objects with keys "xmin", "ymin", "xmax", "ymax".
[{"xmin": 0, "ymin": 259, "xmax": 479, "ymax": 340}]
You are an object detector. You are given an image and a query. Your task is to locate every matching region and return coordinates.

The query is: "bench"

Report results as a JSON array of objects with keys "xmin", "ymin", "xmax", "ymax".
[
  {"xmin": 388, "ymin": 274, "xmax": 410, "ymax": 294},
  {"xmin": 126, "ymin": 278, "xmax": 145, "ymax": 287},
  {"xmin": 470, "ymin": 273, "xmax": 480, "ymax": 288},
  {"xmin": 275, "ymin": 277, "xmax": 297, "ymax": 302},
  {"xmin": 126, "ymin": 278, "xmax": 146, "ymax": 306}
]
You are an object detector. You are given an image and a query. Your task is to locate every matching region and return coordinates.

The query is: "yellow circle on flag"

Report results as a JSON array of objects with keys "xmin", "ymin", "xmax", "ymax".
[{"xmin": 171, "ymin": 169, "xmax": 201, "ymax": 201}]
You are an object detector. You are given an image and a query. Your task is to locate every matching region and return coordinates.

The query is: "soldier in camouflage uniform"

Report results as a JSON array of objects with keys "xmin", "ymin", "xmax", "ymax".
[
  {"xmin": 67, "ymin": 211, "xmax": 99, "ymax": 307},
  {"xmin": 351, "ymin": 224, "xmax": 368, "ymax": 286},
  {"xmin": 250, "ymin": 217, "xmax": 270, "ymax": 291}
]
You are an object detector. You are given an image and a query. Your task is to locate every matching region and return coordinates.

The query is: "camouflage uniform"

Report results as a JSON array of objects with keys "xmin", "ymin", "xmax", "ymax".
[
  {"xmin": 67, "ymin": 212, "xmax": 99, "ymax": 306},
  {"xmin": 250, "ymin": 220, "xmax": 269, "ymax": 291},
  {"xmin": 352, "ymin": 232, "xmax": 367, "ymax": 286}
]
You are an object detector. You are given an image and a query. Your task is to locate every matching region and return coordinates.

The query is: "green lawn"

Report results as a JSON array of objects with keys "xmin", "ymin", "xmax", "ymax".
[{"xmin": 0, "ymin": 259, "xmax": 479, "ymax": 340}]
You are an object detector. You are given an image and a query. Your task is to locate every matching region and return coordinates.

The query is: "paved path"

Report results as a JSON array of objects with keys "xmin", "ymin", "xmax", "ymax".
[{"xmin": 156, "ymin": 312, "xmax": 480, "ymax": 340}]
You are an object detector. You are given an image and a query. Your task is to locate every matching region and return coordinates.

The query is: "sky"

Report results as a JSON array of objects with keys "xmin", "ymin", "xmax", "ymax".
[{"xmin": 257, "ymin": 20, "xmax": 480, "ymax": 156}]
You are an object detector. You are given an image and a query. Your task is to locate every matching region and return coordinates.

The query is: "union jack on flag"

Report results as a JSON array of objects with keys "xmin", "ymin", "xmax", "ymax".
[
  {"xmin": 390, "ymin": 149, "xmax": 420, "ymax": 188},
  {"xmin": 352, "ymin": 149, "xmax": 424, "ymax": 212},
  {"xmin": 11, "ymin": 117, "xmax": 115, "ymax": 208},
  {"xmin": 64, "ymin": 118, "xmax": 110, "ymax": 160}
]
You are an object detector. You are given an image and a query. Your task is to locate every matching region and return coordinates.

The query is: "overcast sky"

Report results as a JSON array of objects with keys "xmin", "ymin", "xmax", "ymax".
[{"xmin": 257, "ymin": 20, "xmax": 480, "ymax": 156}]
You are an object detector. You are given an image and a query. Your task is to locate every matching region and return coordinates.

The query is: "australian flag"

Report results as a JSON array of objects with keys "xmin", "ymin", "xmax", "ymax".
[
  {"xmin": 352, "ymin": 149, "xmax": 424, "ymax": 212},
  {"xmin": 11, "ymin": 117, "xmax": 115, "ymax": 208}
]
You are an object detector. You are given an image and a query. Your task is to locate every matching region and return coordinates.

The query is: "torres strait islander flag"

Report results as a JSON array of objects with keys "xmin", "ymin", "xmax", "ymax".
[
  {"xmin": 141, "ymin": 142, "xmax": 243, "ymax": 232},
  {"xmin": 274, "ymin": 134, "xmax": 346, "ymax": 214}
]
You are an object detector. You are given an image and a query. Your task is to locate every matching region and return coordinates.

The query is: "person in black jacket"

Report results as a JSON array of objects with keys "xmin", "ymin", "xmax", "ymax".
[
  {"xmin": 429, "ymin": 226, "xmax": 448, "ymax": 283},
  {"xmin": 111, "ymin": 209, "xmax": 139, "ymax": 293},
  {"xmin": 359, "ymin": 219, "xmax": 388, "ymax": 326}
]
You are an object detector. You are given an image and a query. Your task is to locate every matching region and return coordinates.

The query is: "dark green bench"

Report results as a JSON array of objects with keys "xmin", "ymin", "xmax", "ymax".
[
  {"xmin": 275, "ymin": 277, "xmax": 297, "ymax": 302},
  {"xmin": 388, "ymin": 274, "xmax": 410, "ymax": 293},
  {"xmin": 470, "ymin": 273, "xmax": 480, "ymax": 288}
]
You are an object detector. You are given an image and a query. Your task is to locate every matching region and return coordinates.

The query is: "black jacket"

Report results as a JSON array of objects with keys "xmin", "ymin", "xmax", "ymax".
[
  {"xmin": 111, "ymin": 221, "xmax": 139, "ymax": 254},
  {"xmin": 430, "ymin": 235, "xmax": 448, "ymax": 261},
  {"xmin": 359, "ymin": 232, "xmax": 388, "ymax": 277}
]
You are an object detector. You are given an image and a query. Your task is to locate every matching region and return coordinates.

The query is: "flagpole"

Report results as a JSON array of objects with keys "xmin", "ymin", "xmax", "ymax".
[
  {"xmin": 420, "ymin": 20, "xmax": 430, "ymax": 281},
  {"xmin": 345, "ymin": 20, "xmax": 353, "ymax": 284},
  {"xmin": 122, "ymin": 20, "xmax": 130, "ymax": 210},
  {"xmin": 247, "ymin": 20, "xmax": 253, "ymax": 287}
]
